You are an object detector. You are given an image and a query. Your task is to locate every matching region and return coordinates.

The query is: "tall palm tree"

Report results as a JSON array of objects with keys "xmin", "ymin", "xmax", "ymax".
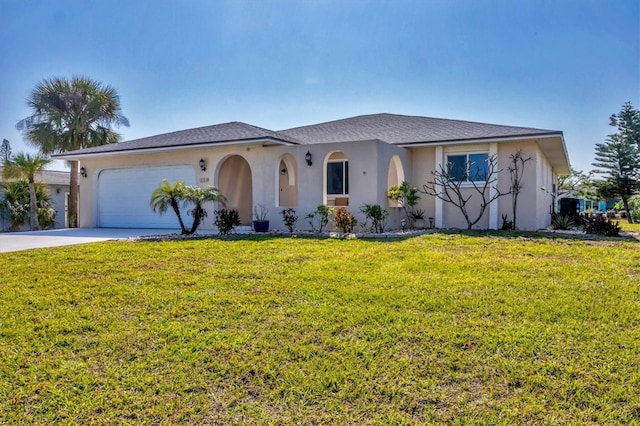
[
  {"xmin": 16, "ymin": 76, "xmax": 129, "ymax": 228},
  {"xmin": 3, "ymin": 152, "xmax": 52, "ymax": 230}
]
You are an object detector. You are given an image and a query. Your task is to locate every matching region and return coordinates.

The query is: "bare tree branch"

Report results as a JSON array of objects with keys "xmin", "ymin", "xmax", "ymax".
[{"xmin": 421, "ymin": 154, "xmax": 510, "ymax": 229}]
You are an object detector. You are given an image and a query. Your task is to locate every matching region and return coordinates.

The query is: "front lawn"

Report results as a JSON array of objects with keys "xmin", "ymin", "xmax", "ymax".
[
  {"xmin": 1, "ymin": 233, "xmax": 638, "ymax": 424},
  {"xmin": 619, "ymin": 221, "xmax": 640, "ymax": 233}
]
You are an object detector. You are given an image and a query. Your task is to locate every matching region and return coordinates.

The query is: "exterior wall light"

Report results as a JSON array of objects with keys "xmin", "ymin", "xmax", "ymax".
[
  {"xmin": 199, "ymin": 158, "xmax": 206, "ymax": 172},
  {"xmin": 80, "ymin": 166, "xmax": 87, "ymax": 178},
  {"xmin": 305, "ymin": 151, "xmax": 312, "ymax": 166},
  {"xmin": 280, "ymin": 168, "xmax": 287, "ymax": 175}
]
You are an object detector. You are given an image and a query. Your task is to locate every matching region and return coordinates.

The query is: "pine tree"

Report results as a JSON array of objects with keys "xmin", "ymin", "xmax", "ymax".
[
  {"xmin": 609, "ymin": 102, "xmax": 640, "ymax": 148},
  {"xmin": 0, "ymin": 139, "xmax": 11, "ymax": 162},
  {"xmin": 592, "ymin": 102, "xmax": 640, "ymax": 223}
]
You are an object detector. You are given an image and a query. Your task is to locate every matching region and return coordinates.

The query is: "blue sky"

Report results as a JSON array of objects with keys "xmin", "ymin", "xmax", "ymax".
[{"xmin": 0, "ymin": 0, "xmax": 638, "ymax": 172}]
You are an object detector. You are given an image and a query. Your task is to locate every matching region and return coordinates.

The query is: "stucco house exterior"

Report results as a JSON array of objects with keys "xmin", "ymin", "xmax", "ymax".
[
  {"xmin": 54, "ymin": 113, "xmax": 570, "ymax": 231},
  {"xmin": 0, "ymin": 168, "xmax": 71, "ymax": 231}
]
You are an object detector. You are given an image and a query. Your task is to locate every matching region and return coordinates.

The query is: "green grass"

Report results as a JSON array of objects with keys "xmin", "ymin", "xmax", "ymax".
[
  {"xmin": 619, "ymin": 221, "xmax": 640, "ymax": 233},
  {"xmin": 1, "ymin": 233, "xmax": 639, "ymax": 424}
]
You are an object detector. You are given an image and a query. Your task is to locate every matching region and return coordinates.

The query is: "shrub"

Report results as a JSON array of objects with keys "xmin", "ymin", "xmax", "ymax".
[
  {"xmin": 581, "ymin": 213, "xmax": 621, "ymax": 237},
  {"xmin": 214, "ymin": 209, "xmax": 241, "ymax": 235},
  {"xmin": 306, "ymin": 205, "xmax": 333, "ymax": 233},
  {"xmin": 360, "ymin": 203, "xmax": 388, "ymax": 233},
  {"xmin": 387, "ymin": 181, "xmax": 420, "ymax": 223},
  {"xmin": 551, "ymin": 213, "xmax": 574, "ymax": 230},
  {"xmin": 280, "ymin": 208, "xmax": 298, "ymax": 233},
  {"xmin": 500, "ymin": 214, "xmax": 514, "ymax": 230},
  {"xmin": 333, "ymin": 207, "xmax": 357, "ymax": 233}
]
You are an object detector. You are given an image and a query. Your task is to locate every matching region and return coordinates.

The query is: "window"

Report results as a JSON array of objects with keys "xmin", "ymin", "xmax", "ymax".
[
  {"xmin": 327, "ymin": 161, "xmax": 349, "ymax": 195},
  {"xmin": 447, "ymin": 153, "xmax": 488, "ymax": 182}
]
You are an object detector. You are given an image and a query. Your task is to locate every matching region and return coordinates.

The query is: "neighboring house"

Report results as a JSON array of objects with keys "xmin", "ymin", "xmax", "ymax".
[
  {"xmin": 54, "ymin": 113, "xmax": 570, "ymax": 231},
  {"xmin": 0, "ymin": 167, "xmax": 71, "ymax": 231}
]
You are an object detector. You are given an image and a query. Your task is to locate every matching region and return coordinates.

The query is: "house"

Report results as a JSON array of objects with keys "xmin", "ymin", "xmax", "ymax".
[
  {"xmin": 53, "ymin": 113, "xmax": 570, "ymax": 231},
  {"xmin": 0, "ymin": 167, "xmax": 71, "ymax": 231}
]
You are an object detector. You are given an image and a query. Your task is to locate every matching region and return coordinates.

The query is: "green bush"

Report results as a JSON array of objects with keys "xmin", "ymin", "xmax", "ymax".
[
  {"xmin": 214, "ymin": 209, "xmax": 241, "ymax": 235},
  {"xmin": 629, "ymin": 196, "xmax": 640, "ymax": 223},
  {"xmin": 360, "ymin": 203, "xmax": 388, "ymax": 233},
  {"xmin": 551, "ymin": 213, "xmax": 574, "ymax": 230},
  {"xmin": 306, "ymin": 205, "xmax": 333, "ymax": 233},
  {"xmin": 581, "ymin": 213, "xmax": 621, "ymax": 237}
]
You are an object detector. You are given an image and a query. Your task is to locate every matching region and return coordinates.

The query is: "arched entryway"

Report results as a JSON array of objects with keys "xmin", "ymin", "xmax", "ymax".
[
  {"xmin": 278, "ymin": 154, "xmax": 298, "ymax": 207},
  {"xmin": 387, "ymin": 155, "xmax": 405, "ymax": 207},
  {"xmin": 217, "ymin": 155, "xmax": 252, "ymax": 224}
]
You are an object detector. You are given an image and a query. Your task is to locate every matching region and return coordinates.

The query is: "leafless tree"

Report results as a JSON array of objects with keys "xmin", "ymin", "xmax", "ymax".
[
  {"xmin": 421, "ymin": 154, "xmax": 510, "ymax": 229},
  {"xmin": 508, "ymin": 150, "xmax": 533, "ymax": 230}
]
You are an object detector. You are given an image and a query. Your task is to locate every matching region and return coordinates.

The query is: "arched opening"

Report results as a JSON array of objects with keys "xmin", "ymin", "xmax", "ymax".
[
  {"xmin": 324, "ymin": 151, "xmax": 349, "ymax": 206},
  {"xmin": 278, "ymin": 154, "xmax": 298, "ymax": 207},
  {"xmin": 217, "ymin": 155, "xmax": 253, "ymax": 225},
  {"xmin": 387, "ymin": 155, "xmax": 405, "ymax": 207}
]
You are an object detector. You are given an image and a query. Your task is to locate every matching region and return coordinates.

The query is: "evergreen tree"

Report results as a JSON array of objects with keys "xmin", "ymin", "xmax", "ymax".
[
  {"xmin": 592, "ymin": 102, "xmax": 640, "ymax": 223},
  {"xmin": 609, "ymin": 101, "xmax": 640, "ymax": 148},
  {"xmin": 0, "ymin": 139, "xmax": 11, "ymax": 162}
]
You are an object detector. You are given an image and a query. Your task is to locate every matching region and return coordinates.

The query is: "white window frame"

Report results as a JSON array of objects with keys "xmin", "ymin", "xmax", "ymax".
[
  {"xmin": 446, "ymin": 152, "xmax": 489, "ymax": 184},
  {"xmin": 326, "ymin": 159, "xmax": 349, "ymax": 197}
]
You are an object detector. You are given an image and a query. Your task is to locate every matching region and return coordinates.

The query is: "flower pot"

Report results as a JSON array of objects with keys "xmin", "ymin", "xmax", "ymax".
[
  {"xmin": 253, "ymin": 220, "xmax": 269, "ymax": 233},
  {"xmin": 413, "ymin": 219, "xmax": 425, "ymax": 229}
]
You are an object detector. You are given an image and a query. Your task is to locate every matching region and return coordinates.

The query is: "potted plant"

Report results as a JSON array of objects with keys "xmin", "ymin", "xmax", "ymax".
[
  {"xmin": 253, "ymin": 204, "xmax": 270, "ymax": 232},
  {"xmin": 411, "ymin": 209, "xmax": 426, "ymax": 229}
]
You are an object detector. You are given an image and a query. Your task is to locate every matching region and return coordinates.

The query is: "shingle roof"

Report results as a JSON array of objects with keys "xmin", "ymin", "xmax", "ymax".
[
  {"xmin": 57, "ymin": 121, "xmax": 303, "ymax": 156},
  {"xmin": 55, "ymin": 113, "xmax": 564, "ymax": 160},
  {"xmin": 278, "ymin": 113, "xmax": 561, "ymax": 145},
  {"xmin": 0, "ymin": 167, "xmax": 71, "ymax": 186}
]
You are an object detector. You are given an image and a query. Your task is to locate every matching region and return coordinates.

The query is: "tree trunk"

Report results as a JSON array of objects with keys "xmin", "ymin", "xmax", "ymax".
[
  {"xmin": 188, "ymin": 205, "xmax": 204, "ymax": 234},
  {"xmin": 28, "ymin": 179, "xmax": 40, "ymax": 231},
  {"xmin": 512, "ymin": 191, "xmax": 519, "ymax": 230},
  {"xmin": 69, "ymin": 161, "xmax": 79, "ymax": 228},
  {"xmin": 622, "ymin": 197, "xmax": 633, "ymax": 224},
  {"xmin": 171, "ymin": 201, "xmax": 188, "ymax": 234}
]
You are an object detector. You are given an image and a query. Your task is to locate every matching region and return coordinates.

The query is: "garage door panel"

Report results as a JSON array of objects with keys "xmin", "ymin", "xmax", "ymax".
[{"xmin": 98, "ymin": 165, "xmax": 196, "ymax": 228}]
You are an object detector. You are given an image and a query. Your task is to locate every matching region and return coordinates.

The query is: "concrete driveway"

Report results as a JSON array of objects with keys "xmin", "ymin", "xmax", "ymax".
[{"xmin": 0, "ymin": 228, "xmax": 188, "ymax": 253}]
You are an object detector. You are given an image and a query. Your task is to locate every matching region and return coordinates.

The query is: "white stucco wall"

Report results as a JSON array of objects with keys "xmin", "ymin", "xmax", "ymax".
[
  {"xmin": 76, "ymin": 140, "xmax": 412, "ymax": 231},
  {"xmin": 73, "ymin": 135, "xmax": 562, "ymax": 232},
  {"xmin": 409, "ymin": 139, "xmax": 561, "ymax": 231}
]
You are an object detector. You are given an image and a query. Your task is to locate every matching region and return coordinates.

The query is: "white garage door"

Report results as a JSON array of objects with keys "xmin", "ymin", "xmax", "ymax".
[{"xmin": 98, "ymin": 165, "xmax": 196, "ymax": 228}]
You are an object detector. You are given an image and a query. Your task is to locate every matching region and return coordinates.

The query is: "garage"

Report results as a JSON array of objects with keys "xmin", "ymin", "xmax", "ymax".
[{"xmin": 97, "ymin": 165, "xmax": 196, "ymax": 228}]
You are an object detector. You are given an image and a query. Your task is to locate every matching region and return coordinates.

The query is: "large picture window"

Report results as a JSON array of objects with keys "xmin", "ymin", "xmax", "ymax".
[
  {"xmin": 447, "ymin": 153, "xmax": 488, "ymax": 182},
  {"xmin": 327, "ymin": 161, "xmax": 349, "ymax": 195}
]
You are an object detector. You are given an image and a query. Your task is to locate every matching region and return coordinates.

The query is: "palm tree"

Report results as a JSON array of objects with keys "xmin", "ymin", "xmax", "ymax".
[
  {"xmin": 150, "ymin": 180, "xmax": 227, "ymax": 235},
  {"xmin": 150, "ymin": 180, "xmax": 190, "ymax": 234},
  {"xmin": 16, "ymin": 76, "xmax": 129, "ymax": 228},
  {"xmin": 1, "ymin": 180, "xmax": 56, "ymax": 231},
  {"xmin": 184, "ymin": 185, "xmax": 227, "ymax": 234},
  {"xmin": 1, "ymin": 181, "xmax": 29, "ymax": 231},
  {"xmin": 3, "ymin": 152, "xmax": 52, "ymax": 230}
]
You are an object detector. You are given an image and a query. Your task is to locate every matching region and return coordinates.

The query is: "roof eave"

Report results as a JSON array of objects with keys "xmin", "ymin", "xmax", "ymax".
[
  {"xmin": 396, "ymin": 132, "xmax": 564, "ymax": 147},
  {"xmin": 53, "ymin": 137, "xmax": 298, "ymax": 160},
  {"xmin": 398, "ymin": 132, "xmax": 571, "ymax": 176}
]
